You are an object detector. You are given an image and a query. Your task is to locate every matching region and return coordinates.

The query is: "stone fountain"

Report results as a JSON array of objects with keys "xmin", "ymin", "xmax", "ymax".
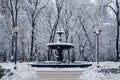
[
  {"xmin": 46, "ymin": 29, "xmax": 74, "ymax": 62},
  {"xmin": 31, "ymin": 29, "xmax": 92, "ymax": 68}
]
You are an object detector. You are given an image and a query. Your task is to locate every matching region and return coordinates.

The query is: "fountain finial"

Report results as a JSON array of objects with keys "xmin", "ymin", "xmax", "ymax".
[{"xmin": 56, "ymin": 28, "xmax": 64, "ymax": 43}]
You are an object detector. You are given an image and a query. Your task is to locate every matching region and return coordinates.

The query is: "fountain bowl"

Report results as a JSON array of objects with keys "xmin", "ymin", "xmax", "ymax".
[{"xmin": 46, "ymin": 42, "xmax": 74, "ymax": 49}]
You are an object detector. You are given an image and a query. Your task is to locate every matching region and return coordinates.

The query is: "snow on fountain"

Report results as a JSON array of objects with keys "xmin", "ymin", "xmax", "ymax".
[
  {"xmin": 31, "ymin": 28, "xmax": 91, "ymax": 68},
  {"xmin": 46, "ymin": 29, "xmax": 74, "ymax": 62}
]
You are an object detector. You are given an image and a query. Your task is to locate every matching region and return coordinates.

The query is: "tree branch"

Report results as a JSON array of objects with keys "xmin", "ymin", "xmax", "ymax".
[
  {"xmin": 106, "ymin": 4, "xmax": 117, "ymax": 15},
  {"xmin": 5, "ymin": 0, "xmax": 12, "ymax": 15},
  {"xmin": 78, "ymin": 16, "xmax": 93, "ymax": 48},
  {"xmin": 33, "ymin": 4, "xmax": 47, "ymax": 21},
  {"xmin": 86, "ymin": 11, "xmax": 95, "ymax": 28}
]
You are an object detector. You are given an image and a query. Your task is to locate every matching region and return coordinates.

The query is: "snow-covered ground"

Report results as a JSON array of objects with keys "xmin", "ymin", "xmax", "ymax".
[
  {"xmin": 0, "ymin": 62, "xmax": 36, "ymax": 80},
  {"xmin": 0, "ymin": 62, "xmax": 120, "ymax": 80},
  {"xmin": 79, "ymin": 62, "xmax": 120, "ymax": 80}
]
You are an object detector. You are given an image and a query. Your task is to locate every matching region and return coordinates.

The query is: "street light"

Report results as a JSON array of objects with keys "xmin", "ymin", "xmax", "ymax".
[
  {"xmin": 13, "ymin": 26, "xmax": 19, "ymax": 69},
  {"xmin": 80, "ymin": 47, "xmax": 84, "ymax": 61},
  {"xmin": 93, "ymin": 26, "xmax": 102, "ymax": 68}
]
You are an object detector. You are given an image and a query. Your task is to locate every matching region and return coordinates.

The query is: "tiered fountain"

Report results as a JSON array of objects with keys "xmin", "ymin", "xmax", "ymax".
[
  {"xmin": 46, "ymin": 29, "xmax": 74, "ymax": 62},
  {"xmin": 31, "ymin": 29, "xmax": 92, "ymax": 68}
]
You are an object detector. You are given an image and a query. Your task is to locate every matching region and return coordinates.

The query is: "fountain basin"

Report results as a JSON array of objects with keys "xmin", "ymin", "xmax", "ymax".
[
  {"xmin": 31, "ymin": 61, "xmax": 92, "ymax": 68},
  {"xmin": 31, "ymin": 63, "xmax": 92, "ymax": 68},
  {"xmin": 46, "ymin": 43, "xmax": 74, "ymax": 49}
]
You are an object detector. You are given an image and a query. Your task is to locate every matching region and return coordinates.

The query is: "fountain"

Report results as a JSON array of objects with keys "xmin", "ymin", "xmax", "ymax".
[
  {"xmin": 31, "ymin": 28, "xmax": 92, "ymax": 68},
  {"xmin": 46, "ymin": 29, "xmax": 74, "ymax": 62}
]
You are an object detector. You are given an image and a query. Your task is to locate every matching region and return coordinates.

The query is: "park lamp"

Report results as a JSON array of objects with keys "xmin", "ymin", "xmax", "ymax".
[
  {"xmin": 93, "ymin": 26, "xmax": 103, "ymax": 68},
  {"xmin": 13, "ymin": 26, "xmax": 19, "ymax": 69},
  {"xmin": 13, "ymin": 26, "xmax": 19, "ymax": 33},
  {"xmin": 93, "ymin": 26, "xmax": 102, "ymax": 34}
]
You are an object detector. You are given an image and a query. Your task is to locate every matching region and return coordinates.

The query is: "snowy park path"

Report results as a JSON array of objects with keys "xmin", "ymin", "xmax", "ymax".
[
  {"xmin": 1, "ymin": 62, "xmax": 120, "ymax": 80},
  {"xmin": 36, "ymin": 71, "xmax": 82, "ymax": 80}
]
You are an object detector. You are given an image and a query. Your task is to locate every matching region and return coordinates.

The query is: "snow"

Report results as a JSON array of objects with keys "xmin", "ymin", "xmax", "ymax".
[
  {"xmin": 79, "ymin": 62, "xmax": 120, "ymax": 80},
  {"xmin": 80, "ymin": 70, "xmax": 106, "ymax": 80},
  {"xmin": 34, "ymin": 67, "xmax": 85, "ymax": 71},
  {"xmin": 0, "ymin": 62, "xmax": 36, "ymax": 80},
  {"xmin": 0, "ymin": 62, "xmax": 120, "ymax": 80}
]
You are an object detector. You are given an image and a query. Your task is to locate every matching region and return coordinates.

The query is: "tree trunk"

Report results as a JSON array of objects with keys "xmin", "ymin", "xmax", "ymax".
[
  {"xmin": 11, "ymin": 36, "xmax": 14, "ymax": 56},
  {"xmin": 116, "ymin": 20, "xmax": 119, "ymax": 61},
  {"xmin": 30, "ymin": 22, "xmax": 35, "ymax": 61},
  {"xmin": 115, "ymin": 0, "xmax": 119, "ymax": 61}
]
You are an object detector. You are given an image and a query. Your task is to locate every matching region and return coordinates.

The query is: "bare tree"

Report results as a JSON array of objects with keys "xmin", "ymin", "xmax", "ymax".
[
  {"xmin": 24, "ymin": 0, "xmax": 47, "ymax": 61},
  {"xmin": 49, "ymin": 0, "xmax": 64, "ymax": 43},
  {"xmin": 106, "ymin": 0, "xmax": 120, "ymax": 61},
  {"xmin": 5, "ymin": 0, "xmax": 21, "ymax": 60}
]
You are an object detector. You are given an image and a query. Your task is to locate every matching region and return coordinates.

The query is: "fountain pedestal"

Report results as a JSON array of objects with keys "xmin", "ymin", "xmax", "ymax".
[{"xmin": 57, "ymin": 48, "xmax": 63, "ymax": 62}]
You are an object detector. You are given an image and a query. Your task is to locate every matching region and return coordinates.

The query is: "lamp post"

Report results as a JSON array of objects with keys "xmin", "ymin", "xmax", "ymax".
[
  {"xmin": 13, "ymin": 26, "xmax": 19, "ymax": 69},
  {"xmin": 93, "ymin": 26, "xmax": 102, "ymax": 68},
  {"xmin": 81, "ymin": 47, "xmax": 84, "ymax": 61}
]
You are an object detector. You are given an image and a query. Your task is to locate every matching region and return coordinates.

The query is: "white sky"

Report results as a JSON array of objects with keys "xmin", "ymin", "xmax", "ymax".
[
  {"xmin": 51, "ymin": 0, "xmax": 55, "ymax": 4},
  {"xmin": 91, "ymin": 0, "xmax": 96, "ymax": 3}
]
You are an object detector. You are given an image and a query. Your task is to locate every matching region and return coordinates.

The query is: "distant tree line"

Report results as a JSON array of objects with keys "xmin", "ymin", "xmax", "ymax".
[{"xmin": 0, "ymin": 0, "xmax": 119, "ymax": 62}]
